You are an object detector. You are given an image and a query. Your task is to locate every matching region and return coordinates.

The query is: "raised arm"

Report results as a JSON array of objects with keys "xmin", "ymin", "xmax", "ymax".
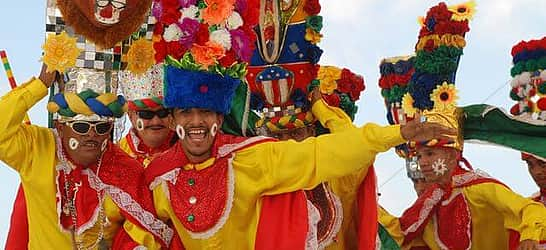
[
  {"xmin": 247, "ymin": 122, "xmax": 404, "ymax": 195},
  {"xmin": 0, "ymin": 66, "xmax": 55, "ymax": 171},
  {"xmin": 237, "ymin": 109, "xmax": 456, "ymax": 195}
]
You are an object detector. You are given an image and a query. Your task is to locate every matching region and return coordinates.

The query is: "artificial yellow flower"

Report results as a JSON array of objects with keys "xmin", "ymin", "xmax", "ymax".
[
  {"xmin": 127, "ymin": 39, "xmax": 155, "ymax": 75},
  {"xmin": 317, "ymin": 66, "xmax": 342, "ymax": 94},
  {"xmin": 448, "ymin": 0, "xmax": 477, "ymax": 22},
  {"xmin": 305, "ymin": 28, "xmax": 323, "ymax": 44},
  {"xmin": 41, "ymin": 31, "xmax": 82, "ymax": 73},
  {"xmin": 431, "ymin": 82, "xmax": 459, "ymax": 112},
  {"xmin": 401, "ymin": 93, "xmax": 417, "ymax": 118}
]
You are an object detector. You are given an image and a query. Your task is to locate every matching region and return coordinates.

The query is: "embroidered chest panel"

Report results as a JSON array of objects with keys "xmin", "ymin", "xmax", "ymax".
[
  {"xmin": 168, "ymin": 157, "xmax": 232, "ymax": 235},
  {"xmin": 435, "ymin": 192, "xmax": 471, "ymax": 250}
]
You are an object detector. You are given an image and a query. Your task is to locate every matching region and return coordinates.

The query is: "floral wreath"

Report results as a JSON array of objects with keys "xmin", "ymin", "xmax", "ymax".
[
  {"xmin": 303, "ymin": 0, "xmax": 323, "ymax": 45},
  {"xmin": 310, "ymin": 66, "xmax": 365, "ymax": 120},
  {"xmin": 152, "ymin": 0, "xmax": 260, "ymax": 81},
  {"xmin": 402, "ymin": 1, "xmax": 473, "ymax": 115}
]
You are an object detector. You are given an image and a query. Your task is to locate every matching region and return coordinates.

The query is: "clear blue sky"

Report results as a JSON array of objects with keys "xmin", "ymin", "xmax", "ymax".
[{"xmin": 0, "ymin": 0, "xmax": 545, "ymax": 246}]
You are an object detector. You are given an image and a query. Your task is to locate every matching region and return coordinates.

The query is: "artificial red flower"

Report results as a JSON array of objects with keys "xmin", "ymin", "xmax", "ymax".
[
  {"xmin": 161, "ymin": 0, "xmax": 180, "ymax": 9},
  {"xmin": 322, "ymin": 93, "xmax": 341, "ymax": 107},
  {"xmin": 427, "ymin": 3, "xmax": 451, "ymax": 22},
  {"xmin": 218, "ymin": 50, "xmax": 237, "ymax": 67},
  {"xmin": 166, "ymin": 41, "xmax": 186, "ymax": 60},
  {"xmin": 527, "ymin": 39, "xmax": 541, "ymax": 51},
  {"xmin": 160, "ymin": 8, "xmax": 181, "ymax": 25},
  {"xmin": 304, "ymin": 0, "xmax": 321, "ymax": 16},
  {"xmin": 378, "ymin": 77, "xmax": 390, "ymax": 89},
  {"xmin": 153, "ymin": 39, "xmax": 168, "ymax": 63},
  {"xmin": 195, "ymin": 24, "xmax": 211, "ymax": 45},
  {"xmin": 153, "ymin": 23, "xmax": 165, "ymax": 37},
  {"xmin": 241, "ymin": 0, "xmax": 260, "ymax": 27},
  {"xmin": 433, "ymin": 20, "xmax": 469, "ymax": 36},
  {"xmin": 337, "ymin": 69, "xmax": 365, "ymax": 101},
  {"xmin": 511, "ymin": 42, "xmax": 525, "ymax": 57}
]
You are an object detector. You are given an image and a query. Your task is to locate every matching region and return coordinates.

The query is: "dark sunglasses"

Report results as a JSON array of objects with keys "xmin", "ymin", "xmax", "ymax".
[
  {"xmin": 66, "ymin": 121, "xmax": 113, "ymax": 136},
  {"xmin": 137, "ymin": 109, "xmax": 170, "ymax": 120}
]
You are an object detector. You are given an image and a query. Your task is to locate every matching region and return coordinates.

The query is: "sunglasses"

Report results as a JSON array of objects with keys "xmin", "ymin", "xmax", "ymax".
[
  {"xmin": 65, "ymin": 121, "xmax": 113, "ymax": 136},
  {"xmin": 137, "ymin": 109, "xmax": 170, "ymax": 120}
]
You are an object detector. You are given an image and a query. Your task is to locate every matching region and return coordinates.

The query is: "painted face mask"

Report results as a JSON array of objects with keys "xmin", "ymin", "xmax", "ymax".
[{"xmin": 56, "ymin": 0, "xmax": 152, "ymax": 48}]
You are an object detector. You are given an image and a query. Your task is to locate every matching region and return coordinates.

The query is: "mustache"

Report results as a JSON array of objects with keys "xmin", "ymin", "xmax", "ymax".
[{"xmin": 146, "ymin": 125, "xmax": 167, "ymax": 130}]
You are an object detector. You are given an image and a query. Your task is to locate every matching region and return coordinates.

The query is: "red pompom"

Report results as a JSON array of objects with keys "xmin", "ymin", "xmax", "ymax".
[
  {"xmin": 537, "ymin": 97, "xmax": 546, "ymax": 111},
  {"xmin": 304, "ymin": 0, "xmax": 321, "ymax": 16},
  {"xmin": 322, "ymin": 93, "xmax": 341, "ymax": 107},
  {"xmin": 510, "ymin": 104, "xmax": 520, "ymax": 115}
]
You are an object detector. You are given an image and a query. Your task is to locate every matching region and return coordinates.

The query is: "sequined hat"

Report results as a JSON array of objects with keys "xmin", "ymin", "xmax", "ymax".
[
  {"xmin": 248, "ymin": 0, "xmax": 364, "ymax": 134},
  {"xmin": 44, "ymin": 0, "xmax": 139, "ymax": 122}
]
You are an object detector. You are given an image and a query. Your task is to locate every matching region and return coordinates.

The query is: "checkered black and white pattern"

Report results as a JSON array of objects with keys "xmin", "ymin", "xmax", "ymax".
[{"xmin": 45, "ymin": 0, "xmax": 124, "ymax": 71}]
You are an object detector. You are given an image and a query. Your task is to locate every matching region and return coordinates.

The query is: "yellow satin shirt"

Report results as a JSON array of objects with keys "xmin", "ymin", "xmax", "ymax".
[
  {"xmin": 378, "ymin": 182, "xmax": 546, "ymax": 250},
  {"xmin": 151, "ymin": 100, "xmax": 406, "ymax": 249},
  {"xmin": 0, "ymin": 78, "xmax": 161, "ymax": 249}
]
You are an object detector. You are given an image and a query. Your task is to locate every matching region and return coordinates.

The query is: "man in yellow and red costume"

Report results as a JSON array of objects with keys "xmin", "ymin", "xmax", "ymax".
[
  {"xmin": 245, "ymin": 0, "xmax": 380, "ymax": 248},
  {"xmin": 506, "ymin": 36, "xmax": 546, "ymax": 250},
  {"xmin": 0, "ymin": 62, "xmax": 172, "ymax": 249},
  {"xmin": 376, "ymin": 55, "xmax": 431, "ymax": 250},
  {"xmin": 380, "ymin": 2, "xmax": 546, "ymax": 250},
  {"xmin": 144, "ymin": 0, "xmax": 455, "ymax": 249},
  {"xmin": 118, "ymin": 64, "xmax": 176, "ymax": 167},
  {"xmin": 4, "ymin": 1, "xmax": 172, "ymax": 248}
]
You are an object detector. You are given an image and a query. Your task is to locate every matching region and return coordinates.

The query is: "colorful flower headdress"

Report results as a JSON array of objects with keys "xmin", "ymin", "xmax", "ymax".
[
  {"xmin": 379, "ymin": 55, "xmax": 415, "ymax": 156},
  {"xmin": 509, "ymin": 36, "xmax": 546, "ymax": 160},
  {"xmin": 152, "ymin": 0, "xmax": 260, "ymax": 114},
  {"xmin": 247, "ymin": 0, "xmax": 363, "ymax": 133},
  {"xmin": 509, "ymin": 37, "xmax": 546, "ymax": 120},
  {"xmin": 379, "ymin": 56, "xmax": 424, "ymax": 180},
  {"xmin": 402, "ymin": 1, "xmax": 476, "ymax": 151}
]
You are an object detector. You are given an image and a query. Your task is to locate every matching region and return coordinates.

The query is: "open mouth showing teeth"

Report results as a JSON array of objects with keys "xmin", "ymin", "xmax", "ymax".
[{"xmin": 187, "ymin": 128, "xmax": 207, "ymax": 141}]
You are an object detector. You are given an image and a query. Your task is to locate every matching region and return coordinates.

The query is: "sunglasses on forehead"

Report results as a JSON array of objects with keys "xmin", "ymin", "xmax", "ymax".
[
  {"xmin": 65, "ymin": 121, "xmax": 113, "ymax": 136},
  {"xmin": 137, "ymin": 109, "xmax": 170, "ymax": 120}
]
